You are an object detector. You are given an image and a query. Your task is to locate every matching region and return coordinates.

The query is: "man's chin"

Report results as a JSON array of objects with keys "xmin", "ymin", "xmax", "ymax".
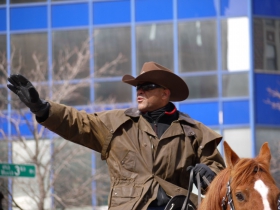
[{"xmin": 138, "ymin": 105, "xmax": 147, "ymax": 112}]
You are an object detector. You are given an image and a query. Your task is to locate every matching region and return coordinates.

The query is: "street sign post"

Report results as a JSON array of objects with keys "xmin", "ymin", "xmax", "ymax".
[{"xmin": 0, "ymin": 163, "xmax": 36, "ymax": 178}]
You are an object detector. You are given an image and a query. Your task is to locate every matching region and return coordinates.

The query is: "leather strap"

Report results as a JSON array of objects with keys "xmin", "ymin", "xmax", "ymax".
[
  {"xmin": 181, "ymin": 168, "xmax": 203, "ymax": 210},
  {"xmin": 155, "ymin": 176, "xmax": 199, "ymax": 207}
]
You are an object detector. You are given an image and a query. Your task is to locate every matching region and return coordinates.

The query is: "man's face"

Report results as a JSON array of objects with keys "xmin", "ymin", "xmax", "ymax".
[{"xmin": 136, "ymin": 83, "xmax": 170, "ymax": 112}]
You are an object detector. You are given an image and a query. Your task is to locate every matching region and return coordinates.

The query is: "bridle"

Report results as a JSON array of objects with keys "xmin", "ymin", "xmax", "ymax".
[
  {"xmin": 221, "ymin": 179, "xmax": 235, "ymax": 210},
  {"xmin": 221, "ymin": 178, "xmax": 280, "ymax": 210}
]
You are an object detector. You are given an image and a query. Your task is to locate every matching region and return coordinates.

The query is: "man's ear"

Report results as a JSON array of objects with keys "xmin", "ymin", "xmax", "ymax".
[{"xmin": 162, "ymin": 89, "xmax": 171, "ymax": 99}]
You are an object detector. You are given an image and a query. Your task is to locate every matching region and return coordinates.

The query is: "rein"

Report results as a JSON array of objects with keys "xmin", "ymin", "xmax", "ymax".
[
  {"xmin": 181, "ymin": 168, "xmax": 195, "ymax": 210},
  {"xmin": 163, "ymin": 167, "xmax": 200, "ymax": 210},
  {"xmin": 181, "ymin": 168, "xmax": 202, "ymax": 210},
  {"xmin": 221, "ymin": 179, "xmax": 235, "ymax": 210}
]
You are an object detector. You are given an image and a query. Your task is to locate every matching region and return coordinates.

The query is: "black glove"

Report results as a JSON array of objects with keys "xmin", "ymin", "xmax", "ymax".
[
  {"xmin": 191, "ymin": 164, "xmax": 216, "ymax": 190},
  {"xmin": 7, "ymin": 74, "xmax": 49, "ymax": 117}
]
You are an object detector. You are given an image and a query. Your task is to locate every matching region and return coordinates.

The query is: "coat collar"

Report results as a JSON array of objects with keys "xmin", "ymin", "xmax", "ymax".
[
  {"xmin": 124, "ymin": 107, "xmax": 141, "ymax": 118},
  {"xmin": 124, "ymin": 107, "xmax": 196, "ymax": 125},
  {"xmin": 177, "ymin": 111, "xmax": 196, "ymax": 125}
]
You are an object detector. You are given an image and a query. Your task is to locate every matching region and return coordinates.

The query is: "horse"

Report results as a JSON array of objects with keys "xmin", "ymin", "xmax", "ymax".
[{"xmin": 198, "ymin": 141, "xmax": 280, "ymax": 210}]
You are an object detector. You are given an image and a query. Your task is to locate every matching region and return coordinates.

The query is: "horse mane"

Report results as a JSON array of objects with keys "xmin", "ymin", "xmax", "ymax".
[
  {"xmin": 199, "ymin": 156, "xmax": 275, "ymax": 210},
  {"xmin": 231, "ymin": 158, "xmax": 274, "ymax": 187},
  {"xmin": 198, "ymin": 168, "xmax": 231, "ymax": 210}
]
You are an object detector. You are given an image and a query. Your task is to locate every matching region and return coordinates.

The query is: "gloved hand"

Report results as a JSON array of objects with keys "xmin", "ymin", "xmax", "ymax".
[
  {"xmin": 7, "ymin": 74, "xmax": 49, "ymax": 117},
  {"xmin": 191, "ymin": 164, "xmax": 216, "ymax": 190}
]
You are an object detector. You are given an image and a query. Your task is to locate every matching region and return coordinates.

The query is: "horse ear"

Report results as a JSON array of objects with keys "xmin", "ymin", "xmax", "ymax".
[
  {"xmin": 224, "ymin": 141, "xmax": 240, "ymax": 168},
  {"xmin": 258, "ymin": 142, "xmax": 271, "ymax": 166}
]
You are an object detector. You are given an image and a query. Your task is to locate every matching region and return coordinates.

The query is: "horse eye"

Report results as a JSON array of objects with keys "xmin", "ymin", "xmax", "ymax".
[
  {"xmin": 236, "ymin": 192, "xmax": 245, "ymax": 201},
  {"xmin": 254, "ymin": 166, "xmax": 264, "ymax": 173}
]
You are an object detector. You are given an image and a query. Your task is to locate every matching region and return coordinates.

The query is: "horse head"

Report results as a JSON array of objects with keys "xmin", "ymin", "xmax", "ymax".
[{"xmin": 198, "ymin": 141, "xmax": 280, "ymax": 210}]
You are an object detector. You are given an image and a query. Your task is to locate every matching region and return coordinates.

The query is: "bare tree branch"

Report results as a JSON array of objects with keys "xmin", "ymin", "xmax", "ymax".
[
  {"xmin": 0, "ymin": 37, "xmax": 123, "ymax": 209},
  {"xmin": 264, "ymin": 87, "xmax": 280, "ymax": 111}
]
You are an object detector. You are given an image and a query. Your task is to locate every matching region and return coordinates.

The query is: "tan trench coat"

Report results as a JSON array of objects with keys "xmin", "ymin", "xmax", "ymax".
[{"xmin": 40, "ymin": 101, "xmax": 225, "ymax": 210}]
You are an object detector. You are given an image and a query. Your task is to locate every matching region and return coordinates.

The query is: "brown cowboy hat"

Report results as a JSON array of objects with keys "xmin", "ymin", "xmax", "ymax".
[{"xmin": 122, "ymin": 61, "xmax": 189, "ymax": 101}]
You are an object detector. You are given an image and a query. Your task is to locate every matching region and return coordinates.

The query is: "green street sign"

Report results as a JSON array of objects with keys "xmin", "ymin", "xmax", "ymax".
[{"xmin": 0, "ymin": 163, "xmax": 36, "ymax": 178}]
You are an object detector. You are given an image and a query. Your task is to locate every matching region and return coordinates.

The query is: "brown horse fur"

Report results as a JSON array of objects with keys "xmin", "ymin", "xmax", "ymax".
[{"xmin": 198, "ymin": 141, "xmax": 280, "ymax": 210}]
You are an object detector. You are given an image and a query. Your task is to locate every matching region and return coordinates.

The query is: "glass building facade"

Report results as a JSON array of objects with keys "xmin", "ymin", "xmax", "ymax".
[{"xmin": 0, "ymin": 0, "xmax": 280, "ymax": 209}]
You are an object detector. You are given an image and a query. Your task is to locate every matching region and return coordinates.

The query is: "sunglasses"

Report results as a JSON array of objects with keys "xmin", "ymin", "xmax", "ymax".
[{"xmin": 136, "ymin": 83, "xmax": 163, "ymax": 91}]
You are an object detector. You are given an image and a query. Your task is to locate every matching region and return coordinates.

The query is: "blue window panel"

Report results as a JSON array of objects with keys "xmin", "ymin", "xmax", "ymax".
[
  {"xmin": 10, "ymin": 6, "xmax": 47, "ymax": 30},
  {"xmin": 52, "ymin": 3, "xmax": 88, "ymax": 28},
  {"xmin": 253, "ymin": 0, "xmax": 280, "ymax": 16},
  {"xmin": 10, "ymin": 113, "xmax": 32, "ymax": 136},
  {"xmin": 255, "ymin": 73, "xmax": 280, "ymax": 125},
  {"xmin": 220, "ymin": 0, "xmax": 248, "ymax": 16},
  {"xmin": 10, "ymin": 112, "xmax": 47, "ymax": 137},
  {"xmin": 223, "ymin": 100, "xmax": 249, "ymax": 125},
  {"xmin": 179, "ymin": 102, "xmax": 219, "ymax": 126},
  {"xmin": 0, "ymin": 116, "xmax": 8, "ymax": 139},
  {"xmin": 178, "ymin": 0, "xmax": 217, "ymax": 19},
  {"xmin": 93, "ymin": 0, "xmax": 130, "ymax": 25},
  {"xmin": 135, "ymin": 0, "xmax": 173, "ymax": 21},
  {"xmin": 0, "ymin": 9, "xmax": 6, "ymax": 31}
]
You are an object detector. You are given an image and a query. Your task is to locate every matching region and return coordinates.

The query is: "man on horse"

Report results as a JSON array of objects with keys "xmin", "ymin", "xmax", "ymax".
[{"xmin": 7, "ymin": 61, "xmax": 225, "ymax": 210}]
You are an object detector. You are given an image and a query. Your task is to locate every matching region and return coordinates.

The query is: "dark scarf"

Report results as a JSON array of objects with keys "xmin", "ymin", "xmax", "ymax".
[{"xmin": 142, "ymin": 102, "xmax": 178, "ymax": 138}]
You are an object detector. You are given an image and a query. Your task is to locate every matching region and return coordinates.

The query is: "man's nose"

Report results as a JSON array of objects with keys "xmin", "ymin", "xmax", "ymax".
[{"xmin": 137, "ymin": 89, "xmax": 144, "ymax": 94}]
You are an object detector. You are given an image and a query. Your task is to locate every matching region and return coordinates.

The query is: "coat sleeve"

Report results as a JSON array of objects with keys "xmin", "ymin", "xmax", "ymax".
[
  {"xmin": 193, "ymin": 123, "xmax": 226, "ymax": 175},
  {"xmin": 39, "ymin": 101, "xmax": 111, "ymax": 154}
]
